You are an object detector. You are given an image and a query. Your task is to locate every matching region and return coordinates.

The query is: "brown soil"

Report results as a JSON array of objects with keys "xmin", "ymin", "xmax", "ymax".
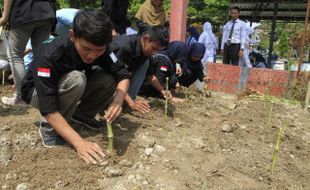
[{"xmin": 0, "ymin": 85, "xmax": 309, "ymax": 190}]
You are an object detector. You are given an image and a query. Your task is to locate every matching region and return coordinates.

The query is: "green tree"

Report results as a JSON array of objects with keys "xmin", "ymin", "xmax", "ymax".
[{"xmin": 275, "ymin": 32, "xmax": 289, "ymax": 58}]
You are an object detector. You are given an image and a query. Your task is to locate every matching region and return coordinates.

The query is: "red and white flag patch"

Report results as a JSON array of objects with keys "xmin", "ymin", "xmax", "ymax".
[
  {"xmin": 38, "ymin": 68, "xmax": 51, "ymax": 78},
  {"xmin": 160, "ymin": 66, "xmax": 168, "ymax": 72}
]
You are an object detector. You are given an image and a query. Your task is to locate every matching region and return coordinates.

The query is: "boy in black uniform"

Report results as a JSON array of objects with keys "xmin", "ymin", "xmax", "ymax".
[
  {"xmin": 108, "ymin": 26, "xmax": 169, "ymax": 113},
  {"xmin": 21, "ymin": 9, "xmax": 130, "ymax": 165},
  {"xmin": 140, "ymin": 53, "xmax": 175, "ymax": 97}
]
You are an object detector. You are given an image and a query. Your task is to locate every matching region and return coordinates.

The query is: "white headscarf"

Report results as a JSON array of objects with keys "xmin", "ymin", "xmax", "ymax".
[{"xmin": 198, "ymin": 22, "xmax": 217, "ymax": 56}]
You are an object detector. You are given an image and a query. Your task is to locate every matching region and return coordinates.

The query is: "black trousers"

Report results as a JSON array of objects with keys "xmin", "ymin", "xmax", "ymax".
[
  {"xmin": 102, "ymin": 0, "xmax": 129, "ymax": 34},
  {"xmin": 223, "ymin": 43, "xmax": 240, "ymax": 66}
]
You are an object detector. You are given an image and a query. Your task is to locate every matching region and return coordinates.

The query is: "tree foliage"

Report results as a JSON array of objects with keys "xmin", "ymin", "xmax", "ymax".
[{"xmin": 275, "ymin": 32, "xmax": 289, "ymax": 58}]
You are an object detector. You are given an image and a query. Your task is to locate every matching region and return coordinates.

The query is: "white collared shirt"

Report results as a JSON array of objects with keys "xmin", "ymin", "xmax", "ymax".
[{"xmin": 221, "ymin": 19, "xmax": 246, "ymax": 49}]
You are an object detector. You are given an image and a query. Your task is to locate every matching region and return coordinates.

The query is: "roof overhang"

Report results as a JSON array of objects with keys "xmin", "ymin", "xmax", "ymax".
[{"xmin": 231, "ymin": 0, "xmax": 308, "ymax": 22}]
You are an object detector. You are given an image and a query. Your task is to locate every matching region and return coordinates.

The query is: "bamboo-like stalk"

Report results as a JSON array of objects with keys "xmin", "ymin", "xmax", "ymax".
[
  {"xmin": 2, "ymin": 69, "xmax": 5, "ymax": 86},
  {"xmin": 271, "ymin": 122, "xmax": 287, "ymax": 173},
  {"xmin": 165, "ymin": 77, "xmax": 169, "ymax": 117},
  {"xmin": 107, "ymin": 121, "xmax": 113, "ymax": 151},
  {"xmin": 105, "ymin": 111, "xmax": 113, "ymax": 151}
]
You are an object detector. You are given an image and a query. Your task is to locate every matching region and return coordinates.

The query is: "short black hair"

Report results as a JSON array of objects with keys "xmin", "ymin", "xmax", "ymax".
[
  {"xmin": 230, "ymin": 6, "xmax": 240, "ymax": 13},
  {"xmin": 126, "ymin": 20, "xmax": 132, "ymax": 27},
  {"xmin": 73, "ymin": 8, "xmax": 112, "ymax": 46},
  {"xmin": 143, "ymin": 25, "xmax": 170, "ymax": 47}
]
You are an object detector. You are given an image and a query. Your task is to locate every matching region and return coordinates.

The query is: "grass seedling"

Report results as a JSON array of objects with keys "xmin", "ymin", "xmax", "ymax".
[
  {"xmin": 264, "ymin": 78, "xmax": 272, "ymax": 108},
  {"xmin": 165, "ymin": 77, "xmax": 169, "ymax": 117},
  {"xmin": 271, "ymin": 121, "xmax": 287, "ymax": 173},
  {"xmin": 267, "ymin": 103, "xmax": 274, "ymax": 128},
  {"xmin": 104, "ymin": 111, "xmax": 114, "ymax": 152}
]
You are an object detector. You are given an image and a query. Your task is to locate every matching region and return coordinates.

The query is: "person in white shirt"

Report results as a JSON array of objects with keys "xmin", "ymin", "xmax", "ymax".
[
  {"xmin": 220, "ymin": 6, "xmax": 246, "ymax": 66},
  {"xmin": 195, "ymin": 22, "xmax": 217, "ymax": 91},
  {"xmin": 238, "ymin": 26, "xmax": 254, "ymax": 68}
]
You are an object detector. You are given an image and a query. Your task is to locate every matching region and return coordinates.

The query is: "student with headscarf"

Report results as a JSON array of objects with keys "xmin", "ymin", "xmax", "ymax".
[
  {"xmin": 178, "ymin": 43, "xmax": 206, "ymax": 87},
  {"xmin": 135, "ymin": 0, "xmax": 167, "ymax": 34},
  {"xmin": 185, "ymin": 26, "xmax": 199, "ymax": 48},
  {"xmin": 249, "ymin": 52, "xmax": 267, "ymax": 68},
  {"xmin": 238, "ymin": 26, "xmax": 253, "ymax": 68},
  {"xmin": 198, "ymin": 22, "xmax": 217, "ymax": 64},
  {"xmin": 196, "ymin": 22, "xmax": 216, "ymax": 91}
]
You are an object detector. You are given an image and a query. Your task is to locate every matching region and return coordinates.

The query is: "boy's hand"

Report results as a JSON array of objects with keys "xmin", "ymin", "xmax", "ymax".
[
  {"xmin": 161, "ymin": 90, "xmax": 172, "ymax": 100},
  {"xmin": 129, "ymin": 100, "xmax": 150, "ymax": 113},
  {"xmin": 76, "ymin": 140, "xmax": 105, "ymax": 164},
  {"xmin": 175, "ymin": 63, "xmax": 182, "ymax": 76},
  {"xmin": 105, "ymin": 102, "xmax": 122, "ymax": 123}
]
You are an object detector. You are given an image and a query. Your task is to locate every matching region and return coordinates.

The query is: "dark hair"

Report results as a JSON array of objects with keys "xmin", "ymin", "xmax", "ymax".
[
  {"xmin": 143, "ymin": 25, "xmax": 170, "ymax": 47},
  {"xmin": 73, "ymin": 8, "xmax": 112, "ymax": 46},
  {"xmin": 126, "ymin": 20, "xmax": 132, "ymax": 27},
  {"xmin": 230, "ymin": 6, "xmax": 240, "ymax": 12}
]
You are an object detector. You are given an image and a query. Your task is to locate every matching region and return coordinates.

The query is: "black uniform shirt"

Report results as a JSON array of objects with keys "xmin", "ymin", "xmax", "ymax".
[
  {"xmin": 21, "ymin": 37, "xmax": 130, "ymax": 116},
  {"xmin": 148, "ymin": 53, "xmax": 173, "ymax": 88},
  {"xmin": 9, "ymin": 0, "xmax": 56, "ymax": 28},
  {"xmin": 108, "ymin": 34, "xmax": 148, "ymax": 73}
]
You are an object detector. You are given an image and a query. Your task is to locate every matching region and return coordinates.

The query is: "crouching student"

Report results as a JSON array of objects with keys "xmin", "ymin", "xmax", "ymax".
[
  {"xmin": 178, "ymin": 43, "xmax": 206, "ymax": 87},
  {"xmin": 140, "ymin": 53, "xmax": 174, "ymax": 97},
  {"xmin": 21, "ymin": 9, "xmax": 130, "ymax": 164},
  {"xmin": 162, "ymin": 41, "xmax": 189, "ymax": 79},
  {"xmin": 108, "ymin": 26, "xmax": 169, "ymax": 113},
  {"xmin": 140, "ymin": 53, "xmax": 184, "ymax": 103}
]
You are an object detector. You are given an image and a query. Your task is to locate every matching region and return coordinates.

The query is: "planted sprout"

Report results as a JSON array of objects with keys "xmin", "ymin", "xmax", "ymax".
[
  {"xmin": 165, "ymin": 77, "xmax": 169, "ymax": 117},
  {"xmin": 264, "ymin": 78, "xmax": 272, "ymax": 108},
  {"xmin": 105, "ymin": 111, "xmax": 114, "ymax": 151},
  {"xmin": 271, "ymin": 122, "xmax": 287, "ymax": 173},
  {"xmin": 267, "ymin": 103, "xmax": 274, "ymax": 128}
]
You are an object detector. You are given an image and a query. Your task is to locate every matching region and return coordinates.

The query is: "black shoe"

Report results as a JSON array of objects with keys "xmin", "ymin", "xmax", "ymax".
[
  {"xmin": 71, "ymin": 111, "xmax": 105, "ymax": 131},
  {"xmin": 39, "ymin": 122, "xmax": 66, "ymax": 148}
]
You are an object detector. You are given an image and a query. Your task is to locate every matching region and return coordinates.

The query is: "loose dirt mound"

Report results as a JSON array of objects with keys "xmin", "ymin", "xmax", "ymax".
[{"xmin": 0, "ymin": 85, "xmax": 309, "ymax": 190}]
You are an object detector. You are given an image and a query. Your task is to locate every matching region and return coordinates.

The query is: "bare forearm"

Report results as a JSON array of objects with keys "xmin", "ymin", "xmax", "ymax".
[
  {"xmin": 45, "ymin": 112, "xmax": 84, "ymax": 149},
  {"xmin": 2, "ymin": 0, "xmax": 13, "ymax": 19},
  {"xmin": 113, "ymin": 79, "xmax": 129, "ymax": 105},
  {"xmin": 148, "ymin": 75, "xmax": 165, "ymax": 92}
]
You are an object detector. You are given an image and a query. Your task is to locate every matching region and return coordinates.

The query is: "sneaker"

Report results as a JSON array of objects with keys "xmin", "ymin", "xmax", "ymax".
[
  {"xmin": 38, "ymin": 122, "xmax": 66, "ymax": 148},
  {"xmin": 2, "ymin": 94, "xmax": 26, "ymax": 106},
  {"xmin": 71, "ymin": 110, "xmax": 105, "ymax": 131}
]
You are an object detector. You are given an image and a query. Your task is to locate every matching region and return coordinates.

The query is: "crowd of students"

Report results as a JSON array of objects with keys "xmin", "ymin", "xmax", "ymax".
[{"xmin": 0, "ymin": 0, "xmax": 268, "ymax": 164}]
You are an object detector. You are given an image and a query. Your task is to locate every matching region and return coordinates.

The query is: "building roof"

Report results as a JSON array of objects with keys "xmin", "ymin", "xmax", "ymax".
[{"xmin": 231, "ymin": 0, "xmax": 308, "ymax": 22}]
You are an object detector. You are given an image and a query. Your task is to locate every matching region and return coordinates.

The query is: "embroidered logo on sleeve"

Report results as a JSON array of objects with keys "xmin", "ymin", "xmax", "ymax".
[
  {"xmin": 110, "ymin": 52, "xmax": 118, "ymax": 63},
  {"xmin": 160, "ymin": 66, "xmax": 168, "ymax": 72},
  {"xmin": 38, "ymin": 68, "xmax": 51, "ymax": 78}
]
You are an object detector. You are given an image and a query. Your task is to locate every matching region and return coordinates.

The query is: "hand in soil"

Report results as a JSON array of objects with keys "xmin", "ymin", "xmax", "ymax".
[
  {"xmin": 76, "ymin": 140, "xmax": 105, "ymax": 165},
  {"xmin": 105, "ymin": 102, "xmax": 122, "ymax": 123},
  {"xmin": 130, "ymin": 100, "xmax": 150, "ymax": 113}
]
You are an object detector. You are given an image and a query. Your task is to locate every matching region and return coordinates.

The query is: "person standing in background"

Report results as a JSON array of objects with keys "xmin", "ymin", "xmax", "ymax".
[
  {"xmin": 135, "ymin": 0, "xmax": 167, "ymax": 34},
  {"xmin": 185, "ymin": 26, "xmax": 199, "ymax": 48},
  {"xmin": 1, "ymin": 0, "xmax": 56, "ymax": 106},
  {"xmin": 101, "ymin": 0, "xmax": 129, "ymax": 35},
  {"xmin": 220, "ymin": 6, "xmax": 246, "ymax": 66},
  {"xmin": 238, "ymin": 26, "xmax": 254, "ymax": 68},
  {"xmin": 196, "ymin": 22, "xmax": 216, "ymax": 91}
]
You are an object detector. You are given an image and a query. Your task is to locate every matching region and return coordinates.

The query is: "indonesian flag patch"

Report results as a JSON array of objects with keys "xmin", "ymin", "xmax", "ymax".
[
  {"xmin": 160, "ymin": 66, "xmax": 168, "ymax": 72},
  {"xmin": 38, "ymin": 68, "xmax": 51, "ymax": 78}
]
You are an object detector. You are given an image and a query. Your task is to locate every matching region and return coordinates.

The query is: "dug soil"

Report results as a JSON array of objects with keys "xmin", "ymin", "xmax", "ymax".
[{"xmin": 0, "ymin": 85, "xmax": 309, "ymax": 190}]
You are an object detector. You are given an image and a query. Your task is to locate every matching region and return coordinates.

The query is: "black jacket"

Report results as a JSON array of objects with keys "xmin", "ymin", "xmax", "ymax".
[{"xmin": 21, "ymin": 36, "xmax": 130, "ymax": 116}]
